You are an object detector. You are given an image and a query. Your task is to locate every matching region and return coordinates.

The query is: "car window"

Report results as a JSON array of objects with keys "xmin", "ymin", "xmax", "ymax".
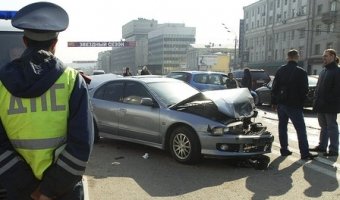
[
  {"xmin": 208, "ymin": 74, "xmax": 223, "ymax": 85},
  {"xmin": 221, "ymin": 74, "xmax": 228, "ymax": 84},
  {"xmin": 94, "ymin": 81, "xmax": 124, "ymax": 102},
  {"xmin": 123, "ymin": 82, "xmax": 151, "ymax": 105},
  {"xmin": 193, "ymin": 74, "xmax": 208, "ymax": 84},
  {"xmin": 251, "ymin": 71, "xmax": 270, "ymax": 80},
  {"xmin": 0, "ymin": 31, "xmax": 25, "ymax": 68}
]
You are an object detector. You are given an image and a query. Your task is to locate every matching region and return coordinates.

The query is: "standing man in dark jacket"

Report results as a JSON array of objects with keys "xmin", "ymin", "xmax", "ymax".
[
  {"xmin": 310, "ymin": 49, "xmax": 340, "ymax": 157},
  {"xmin": 271, "ymin": 49, "xmax": 317, "ymax": 160},
  {"xmin": 0, "ymin": 2, "xmax": 93, "ymax": 200}
]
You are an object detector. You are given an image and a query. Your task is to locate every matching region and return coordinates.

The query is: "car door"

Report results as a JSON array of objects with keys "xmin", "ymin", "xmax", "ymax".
[
  {"xmin": 118, "ymin": 81, "xmax": 161, "ymax": 144},
  {"xmin": 92, "ymin": 81, "xmax": 124, "ymax": 135},
  {"xmin": 258, "ymin": 80, "xmax": 272, "ymax": 105}
]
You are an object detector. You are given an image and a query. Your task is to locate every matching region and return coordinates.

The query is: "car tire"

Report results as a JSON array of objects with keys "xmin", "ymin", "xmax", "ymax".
[
  {"xmin": 169, "ymin": 126, "xmax": 201, "ymax": 164},
  {"xmin": 93, "ymin": 119, "xmax": 100, "ymax": 143}
]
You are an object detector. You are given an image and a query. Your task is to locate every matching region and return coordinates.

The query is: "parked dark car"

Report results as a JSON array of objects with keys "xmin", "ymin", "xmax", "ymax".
[
  {"xmin": 166, "ymin": 71, "xmax": 239, "ymax": 91},
  {"xmin": 232, "ymin": 69, "xmax": 271, "ymax": 91},
  {"xmin": 89, "ymin": 75, "xmax": 273, "ymax": 169},
  {"xmin": 255, "ymin": 75, "xmax": 318, "ymax": 107}
]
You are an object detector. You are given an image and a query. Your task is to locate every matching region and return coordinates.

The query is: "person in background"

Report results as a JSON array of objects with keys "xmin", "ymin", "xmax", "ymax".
[
  {"xmin": 123, "ymin": 67, "xmax": 132, "ymax": 76},
  {"xmin": 241, "ymin": 68, "xmax": 252, "ymax": 90},
  {"xmin": 310, "ymin": 49, "xmax": 340, "ymax": 157},
  {"xmin": 141, "ymin": 65, "xmax": 151, "ymax": 75},
  {"xmin": 225, "ymin": 72, "xmax": 238, "ymax": 89},
  {"xmin": 0, "ymin": 2, "xmax": 93, "ymax": 199},
  {"xmin": 271, "ymin": 49, "xmax": 317, "ymax": 160}
]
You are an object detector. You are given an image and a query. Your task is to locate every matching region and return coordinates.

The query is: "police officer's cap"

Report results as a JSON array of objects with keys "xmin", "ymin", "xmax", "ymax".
[{"xmin": 12, "ymin": 2, "xmax": 69, "ymax": 41}]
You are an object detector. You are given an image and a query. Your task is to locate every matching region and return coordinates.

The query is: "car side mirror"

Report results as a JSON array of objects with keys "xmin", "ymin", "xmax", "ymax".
[{"xmin": 140, "ymin": 97, "xmax": 154, "ymax": 106}]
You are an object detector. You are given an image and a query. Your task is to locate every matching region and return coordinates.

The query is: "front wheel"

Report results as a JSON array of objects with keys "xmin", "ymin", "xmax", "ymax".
[{"xmin": 169, "ymin": 126, "xmax": 201, "ymax": 164}]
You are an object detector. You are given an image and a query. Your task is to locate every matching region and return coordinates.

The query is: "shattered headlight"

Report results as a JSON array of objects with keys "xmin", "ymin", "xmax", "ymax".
[{"xmin": 208, "ymin": 126, "xmax": 229, "ymax": 136}]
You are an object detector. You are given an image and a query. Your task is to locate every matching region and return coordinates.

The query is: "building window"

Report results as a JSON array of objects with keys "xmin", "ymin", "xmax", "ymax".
[
  {"xmin": 317, "ymin": 5, "xmax": 322, "ymax": 15},
  {"xmin": 291, "ymin": 30, "xmax": 295, "ymax": 40},
  {"xmin": 299, "ymin": 29, "xmax": 305, "ymax": 38},
  {"xmin": 331, "ymin": 1, "xmax": 336, "ymax": 11},
  {"xmin": 275, "ymin": 49, "xmax": 278, "ymax": 60},
  {"xmin": 277, "ymin": 0, "xmax": 280, "ymax": 8},
  {"xmin": 314, "ymin": 44, "xmax": 320, "ymax": 55},
  {"xmin": 277, "ymin": 14, "xmax": 282, "ymax": 22},
  {"xmin": 262, "ymin": 36, "xmax": 265, "ymax": 46},
  {"xmin": 315, "ymin": 25, "xmax": 321, "ymax": 35},
  {"xmin": 283, "ymin": 32, "xmax": 286, "ymax": 41},
  {"xmin": 275, "ymin": 33, "xmax": 279, "ymax": 42},
  {"xmin": 269, "ymin": 16, "xmax": 273, "ymax": 24},
  {"xmin": 299, "ymin": 46, "xmax": 304, "ymax": 59}
]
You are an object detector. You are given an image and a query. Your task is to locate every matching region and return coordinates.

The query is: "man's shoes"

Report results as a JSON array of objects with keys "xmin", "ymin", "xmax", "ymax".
[
  {"xmin": 309, "ymin": 146, "xmax": 326, "ymax": 153},
  {"xmin": 280, "ymin": 149, "xmax": 293, "ymax": 156},
  {"xmin": 323, "ymin": 151, "xmax": 339, "ymax": 157},
  {"xmin": 301, "ymin": 153, "xmax": 318, "ymax": 160}
]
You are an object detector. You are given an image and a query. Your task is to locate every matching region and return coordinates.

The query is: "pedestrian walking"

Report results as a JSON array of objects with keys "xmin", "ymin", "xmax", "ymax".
[
  {"xmin": 310, "ymin": 49, "xmax": 340, "ymax": 157},
  {"xmin": 0, "ymin": 2, "xmax": 93, "ymax": 200},
  {"xmin": 241, "ymin": 68, "xmax": 252, "ymax": 90},
  {"xmin": 123, "ymin": 67, "xmax": 132, "ymax": 76},
  {"xmin": 271, "ymin": 49, "xmax": 317, "ymax": 160}
]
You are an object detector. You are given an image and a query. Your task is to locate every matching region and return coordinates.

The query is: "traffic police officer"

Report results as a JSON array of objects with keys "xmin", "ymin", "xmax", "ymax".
[{"xmin": 0, "ymin": 2, "xmax": 93, "ymax": 200}]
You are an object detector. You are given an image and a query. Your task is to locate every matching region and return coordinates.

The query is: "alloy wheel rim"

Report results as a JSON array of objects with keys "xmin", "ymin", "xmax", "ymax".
[{"xmin": 173, "ymin": 133, "xmax": 191, "ymax": 159}]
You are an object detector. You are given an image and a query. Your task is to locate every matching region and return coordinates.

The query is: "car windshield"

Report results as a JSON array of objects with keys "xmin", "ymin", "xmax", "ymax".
[{"xmin": 147, "ymin": 81, "xmax": 199, "ymax": 106}]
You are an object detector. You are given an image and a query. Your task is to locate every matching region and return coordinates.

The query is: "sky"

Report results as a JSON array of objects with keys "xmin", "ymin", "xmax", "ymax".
[{"xmin": 1, "ymin": 0, "xmax": 258, "ymax": 63}]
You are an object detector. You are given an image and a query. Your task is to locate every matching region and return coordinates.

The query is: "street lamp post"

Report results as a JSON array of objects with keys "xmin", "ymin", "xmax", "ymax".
[{"xmin": 222, "ymin": 23, "xmax": 238, "ymax": 71}]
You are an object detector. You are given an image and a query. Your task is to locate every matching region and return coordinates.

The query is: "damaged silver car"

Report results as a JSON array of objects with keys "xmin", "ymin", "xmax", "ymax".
[{"xmin": 89, "ymin": 75, "xmax": 274, "ymax": 169}]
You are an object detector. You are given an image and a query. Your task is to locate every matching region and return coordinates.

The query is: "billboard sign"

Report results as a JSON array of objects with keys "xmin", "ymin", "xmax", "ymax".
[{"xmin": 67, "ymin": 41, "xmax": 136, "ymax": 47}]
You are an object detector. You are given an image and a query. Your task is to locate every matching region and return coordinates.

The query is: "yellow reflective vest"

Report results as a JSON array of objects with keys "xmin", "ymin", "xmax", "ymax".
[{"xmin": 0, "ymin": 67, "xmax": 77, "ymax": 179}]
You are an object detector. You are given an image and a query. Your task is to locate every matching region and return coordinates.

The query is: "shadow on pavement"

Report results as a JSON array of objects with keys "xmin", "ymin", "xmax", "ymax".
[
  {"xmin": 245, "ymin": 156, "xmax": 301, "ymax": 199},
  {"xmin": 85, "ymin": 139, "xmax": 262, "ymax": 197}
]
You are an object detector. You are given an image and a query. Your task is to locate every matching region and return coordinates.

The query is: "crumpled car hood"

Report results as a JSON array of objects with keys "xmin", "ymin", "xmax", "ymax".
[
  {"xmin": 171, "ymin": 88, "xmax": 255, "ymax": 119},
  {"xmin": 203, "ymin": 88, "xmax": 255, "ymax": 118}
]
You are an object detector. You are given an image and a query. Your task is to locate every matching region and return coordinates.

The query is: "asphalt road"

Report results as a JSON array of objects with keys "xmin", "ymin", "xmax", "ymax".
[{"xmin": 84, "ymin": 107, "xmax": 340, "ymax": 200}]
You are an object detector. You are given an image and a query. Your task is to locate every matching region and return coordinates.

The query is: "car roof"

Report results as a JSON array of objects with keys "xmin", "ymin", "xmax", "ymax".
[
  {"xmin": 0, "ymin": 20, "xmax": 22, "ymax": 32},
  {"xmin": 88, "ymin": 73, "xmax": 122, "ymax": 89},
  {"xmin": 89, "ymin": 74, "xmax": 182, "ymax": 89},
  {"xmin": 168, "ymin": 71, "xmax": 227, "ymax": 75}
]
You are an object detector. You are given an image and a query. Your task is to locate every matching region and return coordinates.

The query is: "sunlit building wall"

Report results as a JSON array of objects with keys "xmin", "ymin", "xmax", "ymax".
[{"xmin": 243, "ymin": 0, "xmax": 340, "ymax": 75}]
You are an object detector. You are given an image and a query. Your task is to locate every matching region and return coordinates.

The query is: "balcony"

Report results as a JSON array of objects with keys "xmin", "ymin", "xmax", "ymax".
[{"xmin": 322, "ymin": 11, "xmax": 337, "ymax": 24}]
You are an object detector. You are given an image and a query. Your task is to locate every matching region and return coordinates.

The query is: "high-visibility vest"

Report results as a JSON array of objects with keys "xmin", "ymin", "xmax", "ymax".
[{"xmin": 0, "ymin": 67, "xmax": 77, "ymax": 179}]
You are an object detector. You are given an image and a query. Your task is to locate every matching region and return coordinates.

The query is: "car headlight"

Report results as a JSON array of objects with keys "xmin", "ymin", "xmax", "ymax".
[{"xmin": 208, "ymin": 125, "xmax": 229, "ymax": 136}]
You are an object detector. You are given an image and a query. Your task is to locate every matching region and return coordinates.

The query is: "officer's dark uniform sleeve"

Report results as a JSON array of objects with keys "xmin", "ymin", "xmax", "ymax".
[
  {"xmin": 0, "ymin": 120, "xmax": 40, "ymax": 198},
  {"xmin": 39, "ymin": 74, "xmax": 94, "ymax": 198},
  {"xmin": 299, "ymin": 70, "xmax": 309, "ymax": 102}
]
